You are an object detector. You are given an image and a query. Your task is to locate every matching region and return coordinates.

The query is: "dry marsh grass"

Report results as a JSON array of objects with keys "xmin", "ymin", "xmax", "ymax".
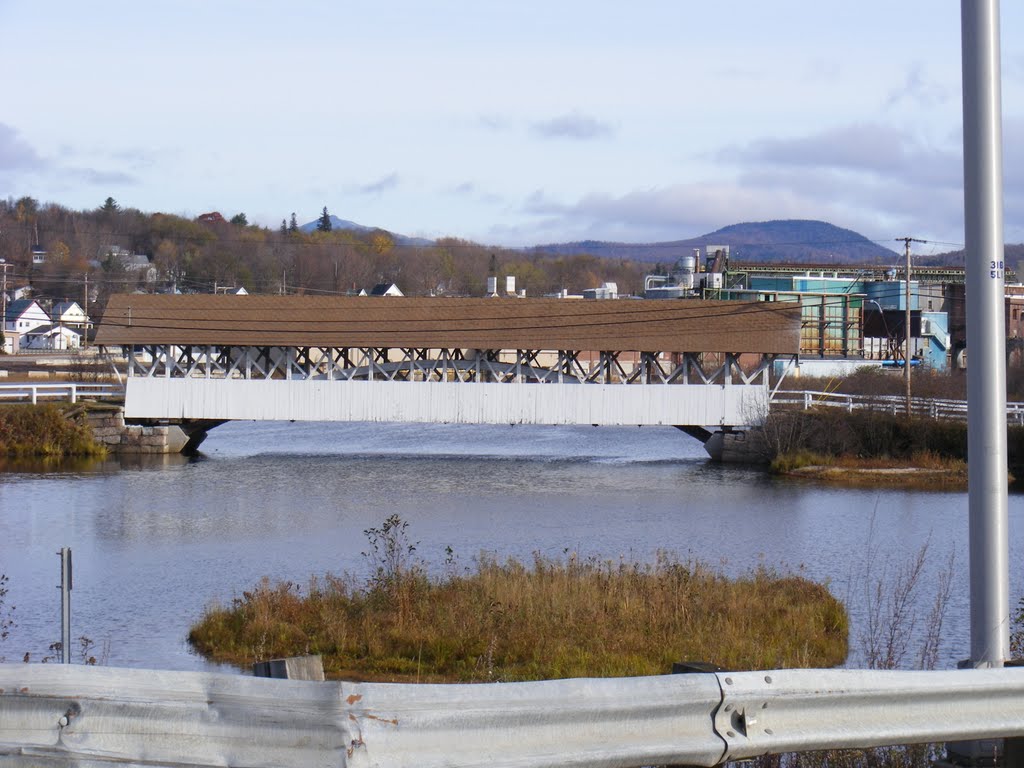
[
  {"xmin": 189, "ymin": 549, "xmax": 848, "ymax": 682},
  {"xmin": 0, "ymin": 403, "xmax": 105, "ymax": 458},
  {"xmin": 772, "ymin": 450, "xmax": 969, "ymax": 489}
]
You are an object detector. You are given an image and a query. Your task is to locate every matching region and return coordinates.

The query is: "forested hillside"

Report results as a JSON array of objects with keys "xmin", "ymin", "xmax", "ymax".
[
  {"xmin": 1, "ymin": 198, "xmax": 987, "ymax": 320},
  {"xmin": 0, "ymin": 198, "xmax": 648, "ymax": 309}
]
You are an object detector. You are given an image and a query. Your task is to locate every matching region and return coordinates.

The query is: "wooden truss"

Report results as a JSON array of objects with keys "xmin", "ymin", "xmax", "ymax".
[{"xmin": 114, "ymin": 345, "xmax": 784, "ymax": 387}]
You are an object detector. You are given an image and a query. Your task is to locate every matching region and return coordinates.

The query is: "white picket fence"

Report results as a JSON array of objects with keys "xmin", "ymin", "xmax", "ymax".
[
  {"xmin": 0, "ymin": 664, "xmax": 1022, "ymax": 768},
  {"xmin": 0, "ymin": 383, "xmax": 123, "ymax": 404},
  {"xmin": 772, "ymin": 389, "xmax": 1024, "ymax": 426}
]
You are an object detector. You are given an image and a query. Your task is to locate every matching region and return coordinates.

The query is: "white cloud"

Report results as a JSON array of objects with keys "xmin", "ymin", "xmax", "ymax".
[
  {"xmin": 884, "ymin": 63, "xmax": 950, "ymax": 110},
  {"xmin": 358, "ymin": 173, "xmax": 400, "ymax": 196},
  {"xmin": 531, "ymin": 112, "xmax": 613, "ymax": 140},
  {"xmin": 0, "ymin": 123, "xmax": 46, "ymax": 171},
  {"xmin": 723, "ymin": 123, "xmax": 961, "ymax": 188}
]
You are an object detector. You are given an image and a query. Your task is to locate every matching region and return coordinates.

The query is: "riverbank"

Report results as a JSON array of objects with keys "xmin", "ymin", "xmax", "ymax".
[
  {"xmin": 763, "ymin": 408, "xmax": 1022, "ymax": 490},
  {"xmin": 0, "ymin": 403, "xmax": 106, "ymax": 458},
  {"xmin": 777, "ymin": 456, "xmax": 970, "ymax": 489}
]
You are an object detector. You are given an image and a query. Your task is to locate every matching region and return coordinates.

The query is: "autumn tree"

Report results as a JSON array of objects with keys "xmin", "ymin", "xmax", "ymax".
[
  {"xmin": 0, "ymin": 196, "xmax": 651, "ymax": 298},
  {"xmin": 14, "ymin": 196, "xmax": 39, "ymax": 251}
]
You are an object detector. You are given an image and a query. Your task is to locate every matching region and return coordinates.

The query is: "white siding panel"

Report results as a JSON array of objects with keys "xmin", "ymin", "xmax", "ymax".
[{"xmin": 124, "ymin": 379, "xmax": 768, "ymax": 426}]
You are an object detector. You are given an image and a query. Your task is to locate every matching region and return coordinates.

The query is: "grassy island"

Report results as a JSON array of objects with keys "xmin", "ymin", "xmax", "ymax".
[
  {"xmin": 189, "ymin": 518, "xmax": 848, "ymax": 682},
  {"xmin": 0, "ymin": 403, "xmax": 106, "ymax": 458}
]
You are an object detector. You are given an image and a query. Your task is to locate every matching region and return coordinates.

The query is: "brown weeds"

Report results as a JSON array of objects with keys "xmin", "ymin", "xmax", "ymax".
[
  {"xmin": 0, "ymin": 404, "xmax": 106, "ymax": 457},
  {"xmin": 188, "ymin": 551, "xmax": 848, "ymax": 682}
]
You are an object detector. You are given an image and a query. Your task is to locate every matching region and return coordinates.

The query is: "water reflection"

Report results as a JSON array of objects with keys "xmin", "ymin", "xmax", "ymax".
[{"xmin": 0, "ymin": 421, "xmax": 1017, "ymax": 673}]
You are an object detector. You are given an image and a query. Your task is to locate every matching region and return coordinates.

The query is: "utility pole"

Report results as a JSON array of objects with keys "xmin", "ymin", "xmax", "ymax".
[
  {"xmin": 82, "ymin": 272, "xmax": 89, "ymax": 348},
  {"xmin": 0, "ymin": 259, "xmax": 8, "ymax": 346},
  {"xmin": 895, "ymin": 237, "xmax": 926, "ymax": 416}
]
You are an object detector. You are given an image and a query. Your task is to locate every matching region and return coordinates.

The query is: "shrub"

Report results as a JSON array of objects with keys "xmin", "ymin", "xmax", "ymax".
[{"xmin": 0, "ymin": 404, "xmax": 105, "ymax": 458}]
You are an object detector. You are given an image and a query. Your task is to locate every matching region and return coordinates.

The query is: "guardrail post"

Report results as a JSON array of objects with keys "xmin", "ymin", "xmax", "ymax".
[
  {"xmin": 252, "ymin": 655, "xmax": 325, "ymax": 681},
  {"xmin": 58, "ymin": 547, "xmax": 72, "ymax": 664}
]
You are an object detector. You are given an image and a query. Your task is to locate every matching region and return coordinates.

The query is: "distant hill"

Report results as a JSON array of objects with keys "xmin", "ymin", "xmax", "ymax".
[
  {"xmin": 532, "ymin": 220, "xmax": 900, "ymax": 264},
  {"xmin": 300, "ymin": 215, "xmax": 434, "ymax": 247},
  {"xmin": 295, "ymin": 216, "xmax": 913, "ymax": 264},
  {"xmin": 921, "ymin": 243, "xmax": 1024, "ymax": 269}
]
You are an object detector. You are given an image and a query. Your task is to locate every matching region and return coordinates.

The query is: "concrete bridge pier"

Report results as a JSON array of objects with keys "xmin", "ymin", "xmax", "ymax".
[
  {"xmin": 126, "ymin": 417, "xmax": 226, "ymax": 453},
  {"xmin": 80, "ymin": 404, "xmax": 223, "ymax": 454},
  {"xmin": 677, "ymin": 425, "xmax": 766, "ymax": 463}
]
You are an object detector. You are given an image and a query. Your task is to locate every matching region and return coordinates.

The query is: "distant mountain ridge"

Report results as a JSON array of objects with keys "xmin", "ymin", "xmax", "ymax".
[
  {"xmin": 300, "ymin": 215, "xmax": 434, "ymax": 247},
  {"xmin": 532, "ymin": 220, "xmax": 900, "ymax": 263},
  {"xmin": 301, "ymin": 216, "xmax": 902, "ymax": 263}
]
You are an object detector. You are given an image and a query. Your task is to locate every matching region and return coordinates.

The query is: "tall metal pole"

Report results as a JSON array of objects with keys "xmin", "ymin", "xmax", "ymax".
[{"xmin": 962, "ymin": 0, "xmax": 1009, "ymax": 667}]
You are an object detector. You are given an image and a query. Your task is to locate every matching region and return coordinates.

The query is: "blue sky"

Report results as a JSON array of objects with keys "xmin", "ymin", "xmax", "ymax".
[{"xmin": 2, "ymin": 1, "xmax": 1023, "ymax": 253}]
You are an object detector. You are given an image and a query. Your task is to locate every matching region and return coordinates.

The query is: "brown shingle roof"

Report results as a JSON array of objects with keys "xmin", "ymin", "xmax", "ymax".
[{"xmin": 95, "ymin": 294, "xmax": 800, "ymax": 354}]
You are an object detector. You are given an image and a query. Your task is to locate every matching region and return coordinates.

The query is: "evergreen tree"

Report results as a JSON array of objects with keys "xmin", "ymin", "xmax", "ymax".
[
  {"xmin": 229, "ymin": 212, "xmax": 248, "ymax": 226},
  {"xmin": 289, "ymin": 212, "xmax": 298, "ymax": 233},
  {"xmin": 317, "ymin": 206, "xmax": 332, "ymax": 233},
  {"xmin": 280, "ymin": 219, "xmax": 288, "ymax": 235}
]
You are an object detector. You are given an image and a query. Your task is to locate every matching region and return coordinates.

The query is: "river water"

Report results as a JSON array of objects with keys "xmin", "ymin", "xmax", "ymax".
[{"xmin": 0, "ymin": 421, "xmax": 1020, "ymax": 673}]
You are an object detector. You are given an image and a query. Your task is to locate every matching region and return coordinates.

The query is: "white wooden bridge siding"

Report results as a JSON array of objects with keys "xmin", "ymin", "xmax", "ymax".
[{"xmin": 123, "ymin": 378, "xmax": 767, "ymax": 427}]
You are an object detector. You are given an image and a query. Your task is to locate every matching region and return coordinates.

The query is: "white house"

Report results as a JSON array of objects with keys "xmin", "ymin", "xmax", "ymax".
[
  {"xmin": 100, "ymin": 246, "xmax": 159, "ymax": 284},
  {"xmin": 368, "ymin": 282, "xmax": 404, "ymax": 297},
  {"xmin": 4, "ymin": 298, "xmax": 49, "ymax": 335},
  {"xmin": 3, "ymin": 299, "xmax": 50, "ymax": 353},
  {"xmin": 52, "ymin": 301, "xmax": 90, "ymax": 331},
  {"xmin": 23, "ymin": 324, "xmax": 81, "ymax": 350}
]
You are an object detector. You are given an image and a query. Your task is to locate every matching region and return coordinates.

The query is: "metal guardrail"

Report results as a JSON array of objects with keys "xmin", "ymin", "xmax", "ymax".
[
  {"xmin": 1, "ymin": 665, "xmax": 1024, "ymax": 768},
  {"xmin": 772, "ymin": 389, "xmax": 1024, "ymax": 426},
  {"xmin": 0, "ymin": 383, "xmax": 123, "ymax": 404}
]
